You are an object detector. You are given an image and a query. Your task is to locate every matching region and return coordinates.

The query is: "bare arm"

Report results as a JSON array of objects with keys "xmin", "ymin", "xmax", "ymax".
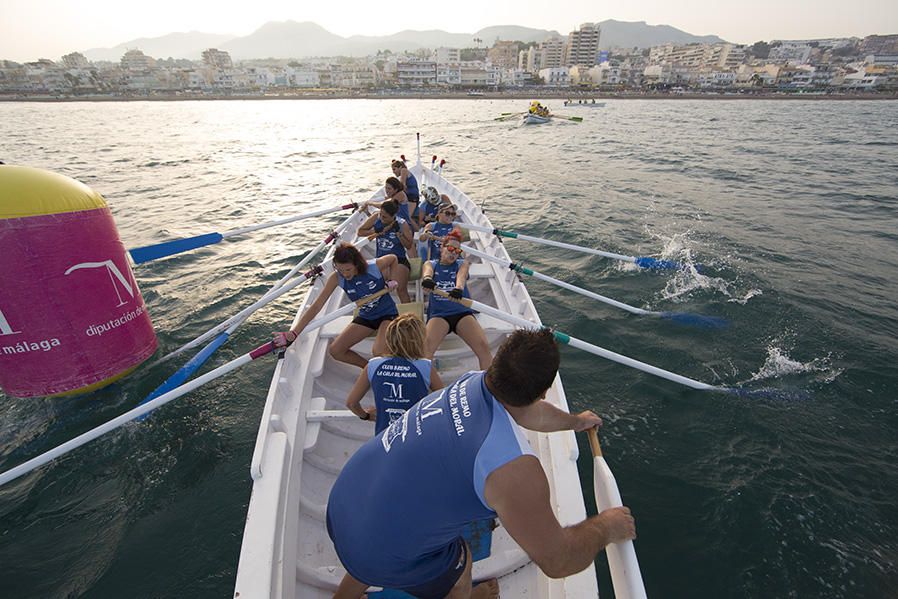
[
  {"xmin": 289, "ymin": 273, "xmax": 339, "ymax": 336},
  {"xmin": 429, "ymin": 367, "xmax": 444, "ymax": 391},
  {"xmin": 421, "ymin": 259, "xmax": 434, "ymax": 279},
  {"xmin": 345, "ymin": 368, "xmax": 373, "ymax": 419},
  {"xmin": 398, "ymin": 221, "xmax": 413, "ymax": 250},
  {"xmin": 357, "ymin": 213, "xmax": 379, "ymax": 237},
  {"xmin": 455, "ymin": 260, "xmax": 471, "ymax": 289},
  {"xmin": 505, "ymin": 401, "xmax": 602, "ymax": 433},
  {"xmin": 484, "ymin": 456, "xmax": 635, "ymax": 579},
  {"xmin": 375, "ymin": 253, "xmax": 398, "ymax": 281}
]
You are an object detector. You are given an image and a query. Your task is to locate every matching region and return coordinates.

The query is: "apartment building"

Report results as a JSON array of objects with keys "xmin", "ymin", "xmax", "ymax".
[
  {"xmin": 487, "ymin": 41, "xmax": 519, "ymax": 69},
  {"xmin": 564, "ymin": 23, "xmax": 601, "ymax": 67},
  {"xmin": 202, "ymin": 48, "xmax": 233, "ymax": 69}
]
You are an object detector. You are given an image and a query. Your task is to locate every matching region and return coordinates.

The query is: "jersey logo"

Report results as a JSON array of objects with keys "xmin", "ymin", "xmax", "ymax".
[{"xmin": 381, "ymin": 410, "xmax": 409, "ymax": 453}]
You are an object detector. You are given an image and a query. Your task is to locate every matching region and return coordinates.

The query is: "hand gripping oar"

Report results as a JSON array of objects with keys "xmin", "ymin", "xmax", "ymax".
[
  {"xmin": 431, "ymin": 288, "xmax": 723, "ymax": 392},
  {"xmin": 128, "ymin": 202, "xmax": 357, "ymax": 265},
  {"xmin": 150, "ymin": 225, "xmax": 368, "ymax": 369},
  {"xmin": 587, "ymin": 428, "xmax": 647, "ymax": 599},
  {"xmin": 456, "ymin": 221, "xmax": 688, "ymax": 271},
  {"xmin": 0, "ymin": 287, "xmax": 391, "ymax": 488},
  {"xmin": 461, "ymin": 244, "xmax": 726, "ymax": 329},
  {"xmin": 134, "ymin": 263, "xmax": 326, "ymax": 418}
]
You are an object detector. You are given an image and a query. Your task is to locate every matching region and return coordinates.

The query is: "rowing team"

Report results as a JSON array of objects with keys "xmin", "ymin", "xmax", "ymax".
[{"xmin": 270, "ymin": 161, "xmax": 637, "ymax": 599}]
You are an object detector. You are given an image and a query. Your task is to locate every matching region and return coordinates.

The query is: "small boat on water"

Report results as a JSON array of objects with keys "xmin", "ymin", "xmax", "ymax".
[
  {"xmin": 563, "ymin": 100, "xmax": 606, "ymax": 108},
  {"xmin": 233, "ymin": 160, "xmax": 612, "ymax": 597},
  {"xmin": 522, "ymin": 113, "xmax": 551, "ymax": 125}
]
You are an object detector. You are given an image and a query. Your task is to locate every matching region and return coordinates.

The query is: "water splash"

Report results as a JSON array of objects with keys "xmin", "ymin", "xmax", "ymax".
[
  {"xmin": 729, "ymin": 288, "xmax": 763, "ymax": 305},
  {"xmin": 748, "ymin": 345, "xmax": 841, "ymax": 384}
]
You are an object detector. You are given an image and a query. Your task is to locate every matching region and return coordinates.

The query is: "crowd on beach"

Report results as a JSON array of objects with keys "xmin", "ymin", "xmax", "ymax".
[{"xmin": 270, "ymin": 159, "xmax": 637, "ymax": 598}]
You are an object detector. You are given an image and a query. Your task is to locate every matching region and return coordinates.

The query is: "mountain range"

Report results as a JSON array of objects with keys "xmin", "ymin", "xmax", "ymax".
[{"xmin": 82, "ymin": 20, "xmax": 726, "ymax": 62}]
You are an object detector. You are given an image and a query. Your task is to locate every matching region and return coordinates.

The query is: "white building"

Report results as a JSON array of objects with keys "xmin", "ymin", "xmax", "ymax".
[
  {"xmin": 397, "ymin": 60, "xmax": 437, "ymax": 86},
  {"xmin": 538, "ymin": 67, "xmax": 570, "ymax": 87},
  {"xmin": 540, "ymin": 37, "xmax": 566, "ymax": 70},
  {"xmin": 769, "ymin": 42, "xmax": 813, "ymax": 65},
  {"xmin": 432, "ymin": 47, "xmax": 460, "ymax": 65}
]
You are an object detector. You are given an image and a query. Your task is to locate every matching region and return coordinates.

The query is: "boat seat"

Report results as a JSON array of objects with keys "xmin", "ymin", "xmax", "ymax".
[
  {"xmin": 467, "ymin": 263, "xmax": 494, "ymax": 278},
  {"xmin": 408, "ymin": 257, "xmax": 423, "ymax": 281}
]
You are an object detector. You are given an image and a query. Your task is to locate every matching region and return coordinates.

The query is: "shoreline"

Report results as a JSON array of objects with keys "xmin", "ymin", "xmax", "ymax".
[{"xmin": 2, "ymin": 91, "xmax": 896, "ymax": 103}]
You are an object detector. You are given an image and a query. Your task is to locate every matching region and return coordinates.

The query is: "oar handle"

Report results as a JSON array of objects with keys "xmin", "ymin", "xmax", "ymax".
[
  {"xmin": 587, "ymin": 427, "xmax": 603, "ymax": 458},
  {"xmin": 430, "ymin": 288, "xmax": 475, "ymax": 309},
  {"xmin": 355, "ymin": 286, "xmax": 390, "ymax": 307}
]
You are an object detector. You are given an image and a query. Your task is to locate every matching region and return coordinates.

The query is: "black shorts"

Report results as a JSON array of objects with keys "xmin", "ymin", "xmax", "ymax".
[
  {"xmin": 431, "ymin": 311, "xmax": 475, "ymax": 335},
  {"xmin": 396, "ymin": 255, "xmax": 411, "ymax": 271},
  {"xmin": 394, "ymin": 538, "xmax": 467, "ymax": 599},
  {"xmin": 351, "ymin": 313, "xmax": 397, "ymax": 330}
]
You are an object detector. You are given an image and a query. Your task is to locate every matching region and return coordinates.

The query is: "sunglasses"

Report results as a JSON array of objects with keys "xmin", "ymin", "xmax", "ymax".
[
  {"xmin": 444, "ymin": 245, "xmax": 462, "ymax": 254},
  {"xmin": 441, "ymin": 210, "xmax": 457, "ymax": 216}
]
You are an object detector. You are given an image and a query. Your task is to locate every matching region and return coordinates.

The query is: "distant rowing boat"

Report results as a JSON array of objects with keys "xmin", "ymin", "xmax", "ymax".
[
  {"xmin": 522, "ymin": 113, "xmax": 550, "ymax": 125},
  {"xmin": 564, "ymin": 101, "xmax": 606, "ymax": 108}
]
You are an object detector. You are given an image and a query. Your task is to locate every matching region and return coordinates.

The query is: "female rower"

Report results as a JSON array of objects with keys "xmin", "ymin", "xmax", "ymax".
[
  {"xmin": 391, "ymin": 159, "xmax": 419, "ymax": 227},
  {"xmin": 363, "ymin": 176, "xmax": 411, "ymax": 223},
  {"xmin": 345, "ymin": 313, "xmax": 444, "ymax": 434},
  {"xmin": 272, "ymin": 243, "xmax": 399, "ymax": 369},
  {"xmin": 421, "ymin": 231, "xmax": 492, "ymax": 370},
  {"xmin": 420, "ymin": 202, "xmax": 462, "ymax": 261},
  {"xmin": 419, "ymin": 186, "xmax": 443, "ymax": 226},
  {"xmin": 358, "ymin": 199, "xmax": 413, "ymax": 304}
]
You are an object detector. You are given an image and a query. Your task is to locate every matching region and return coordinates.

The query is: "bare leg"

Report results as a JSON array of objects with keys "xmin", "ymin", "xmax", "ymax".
[
  {"xmin": 330, "ymin": 323, "xmax": 374, "ymax": 369},
  {"xmin": 371, "ymin": 319, "xmax": 392, "ymax": 356},
  {"xmin": 455, "ymin": 315, "xmax": 492, "ymax": 370},
  {"xmin": 424, "ymin": 317, "xmax": 450, "ymax": 360},
  {"xmin": 333, "ymin": 572, "xmax": 368, "ymax": 599},
  {"xmin": 395, "ymin": 264, "xmax": 411, "ymax": 303}
]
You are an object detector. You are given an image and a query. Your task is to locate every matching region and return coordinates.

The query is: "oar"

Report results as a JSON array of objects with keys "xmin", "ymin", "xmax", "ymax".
[
  {"xmin": 548, "ymin": 114, "xmax": 583, "ymax": 123},
  {"xmin": 587, "ymin": 428, "xmax": 647, "ymax": 599},
  {"xmin": 456, "ymin": 221, "xmax": 689, "ymax": 271},
  {"xmin": 0, "ymin": 339, "xmax": 278, "ymax": 488},
  {"xmin": 431, "ymin": 288, "xmax": 723, "ymax": 392},
  {"xmin": 134, "ymin": 264, "xmax": 325, "ymax": 418},
  {"xmin": 0, "ymin": 287, "xmax": 391, "ymax": 488},
  {"xmin": 495, "ymin": 112, "xmax": 524, "ymax": 121},
  {"xmin": 151, "ymin": 226, "xmax": 368, "ymax": 368},
  {"xmin": 461, "ymin": 244, "xmax": 726, "ymax": 329},
  {"xmin": 128, "ymin": 202, "xmax": 357, "ymax": 264}
]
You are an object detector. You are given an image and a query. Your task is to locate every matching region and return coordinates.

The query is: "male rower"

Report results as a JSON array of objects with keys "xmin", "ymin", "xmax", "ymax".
[{"xmin": 327, "ymin": 329, "xmax": 636, "ymax": 598}]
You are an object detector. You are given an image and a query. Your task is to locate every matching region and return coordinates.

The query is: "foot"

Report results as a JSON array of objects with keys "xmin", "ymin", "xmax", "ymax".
[{"xmin": 471, "ymin": 578, "xmax": 499, "ymax": 598}]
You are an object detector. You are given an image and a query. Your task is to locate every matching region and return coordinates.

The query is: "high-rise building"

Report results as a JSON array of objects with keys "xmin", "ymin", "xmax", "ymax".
[
  {"xmin": 120, "ymin": 49, "xmax": 155, "ymax": 71},
  {"xmin": 487, "ymin": 41, "xmax": 519, "ymax": 69},
  {"xmin": 540, "ymin": 37, "xmax": 566, "ymax": 69},
  {"xmin": 61, "ymin": 52, "xmax": 90, "ymax": 69},
  {"xmin": 202, "ymin": 48, "xmax": 233, "ymax": 69},
  {"xmin": 565, "ymin": 23, "xmax": 602, "ymax": 67}
]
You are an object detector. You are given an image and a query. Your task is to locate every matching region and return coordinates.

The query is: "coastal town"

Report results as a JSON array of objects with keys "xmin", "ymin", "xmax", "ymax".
[{"xmin": 1, "ymin": 23, "xmax": 897, "ymax": 99}]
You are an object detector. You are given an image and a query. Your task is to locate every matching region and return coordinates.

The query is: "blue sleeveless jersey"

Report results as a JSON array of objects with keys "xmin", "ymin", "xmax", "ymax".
[
  {"xmin": 367, "ymin": 356, "xmax": 432, "ymax": 434},
  {"xmin": 338, "ymin": 260, "xmax": 398, "ymax": 320},
  {"xmin": 374, "ymin": 217, "xmax": 408, "ymax": 260},
  {"xmin": 426, "ymin": 222, "xmax": 455, "ymax": 258},
  {"xmin": 326, "ymin": 371, "xmax": 536, "ymax": 588},
  {"xmin": 427, "ymin": 258, "xmax": 473, "ymax": 318},
  {"xmin": 396, "ymin": 200, "xmax": 412, "ymax": 222},
  {"xmin": 405, "ymin": 172, "xmax": 419, "ymax": 201},
  {"xmin": 422, "ymin": 200, "xmax": 441, "ymax": 223}
]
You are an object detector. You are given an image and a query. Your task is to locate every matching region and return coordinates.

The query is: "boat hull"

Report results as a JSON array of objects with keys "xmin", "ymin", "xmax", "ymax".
[
  {"xmin": 234, "ymin": 163, "xmax": 597, "ymax": 598},
  {"xmin": 522, "ymin": 114, "xmax": 550, "ymax": 124}
]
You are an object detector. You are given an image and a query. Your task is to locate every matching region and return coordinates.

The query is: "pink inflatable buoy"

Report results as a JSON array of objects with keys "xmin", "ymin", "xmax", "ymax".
[{"xmin": 0, "ymin": 165, "xmax": 157, "ymax": 397}]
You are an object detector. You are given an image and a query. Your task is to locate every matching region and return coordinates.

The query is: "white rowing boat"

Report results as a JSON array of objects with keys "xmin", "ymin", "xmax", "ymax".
[
  {"xmin": 522, "ymin": 113, "xmax": 551, "ymax": 125},
  {"xmin": 234, "ymin": 162, "xmax": 609, "ymax": 598},
  {"xmin": 563, "ymin": 101, "xmax": 606, "ymax": 108}
]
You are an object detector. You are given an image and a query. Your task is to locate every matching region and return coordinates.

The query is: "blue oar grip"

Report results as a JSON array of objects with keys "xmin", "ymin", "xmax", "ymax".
[
  {"xmin": 552, "ymin": 331, "xmax": 571, "ymax": 344},
  {"xmin": 494, "ymin": 229, "xmax": 517, "ymax": 239},
  {"xmin": 129, "ymin": 232, "xmax": 224, "ymax": 264}
]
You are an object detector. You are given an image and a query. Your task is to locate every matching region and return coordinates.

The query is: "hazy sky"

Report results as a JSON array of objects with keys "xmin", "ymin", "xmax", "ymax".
[{"xmin": 2, "ymin": 0, "xmax": 895, "ymax": 62}]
